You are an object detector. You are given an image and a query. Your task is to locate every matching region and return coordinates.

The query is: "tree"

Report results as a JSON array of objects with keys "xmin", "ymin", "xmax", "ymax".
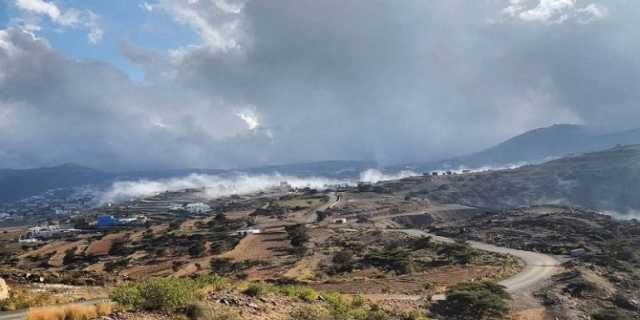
[
  {"xmin": 438, "ymin": 242, "xmax": 477, "ymax": 265},
  {"xmin": 432, "ymin": 281, "xmax": 511, "ymax": 320},
  {"xmin": 331, "ymin": 249, "xmax": 355, "ymax": 274},
  {"xmin": 189, "ymin": 240, "xmax": 206, "ymax": 257},
  {"xmin": 62, "ymin": 248, "xmax": 76, "ymax": 265},
  {"xmin": 214, "ymin": 213, "xmax": 227, "ymax": 223},
  {"xmin": 285, "ymin": 224, "xmax": 309, "ymax": 247}
]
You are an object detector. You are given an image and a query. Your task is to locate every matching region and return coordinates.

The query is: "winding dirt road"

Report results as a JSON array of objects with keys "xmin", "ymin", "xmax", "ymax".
[{"xmin": 400, "ymin": 229, "xmax": 562, "ymax": 302}]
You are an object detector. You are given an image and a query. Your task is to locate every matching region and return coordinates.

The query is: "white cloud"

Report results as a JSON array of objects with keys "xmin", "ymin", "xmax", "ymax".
[
  {"xmin": 141, "ymin": 2, "xmax": 154, "ymax": 12},
  {"xmin": 236, "ymin": 109, "xmax": 259, "ymax": 130},
  {"xmin": 14, "ymin": 0, "xmax": 61, "ymax": 22},
  {"xmin": 576, "ymin": 3, "xmax": 608, "ymax": 23},
  {"xmin": 86, "ymin": 11, "xmax": 103, "ymax": 44},
  {"xmin": 0, "ymin": 30, "xmax": 17, "ymax": 55},
  {"xmin": 12, "ymin": 0, "xmax": 104, "ymax": 44},
  {"xmin": 501, "ymin": 0, "xmax": 608, "ymax": 24},
  {"xmin": 148, "ymin": 0, "xmax": 246, "ymax": 51}
]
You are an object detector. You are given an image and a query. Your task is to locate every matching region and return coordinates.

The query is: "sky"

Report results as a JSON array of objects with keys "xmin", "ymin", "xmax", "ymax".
[{"xmin": 0, "ymin": 0, "xmax": 639, "ymax": 170}]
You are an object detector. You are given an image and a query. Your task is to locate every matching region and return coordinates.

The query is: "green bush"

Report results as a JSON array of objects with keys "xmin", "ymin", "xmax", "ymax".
[
  {"xmin": 362, "ymin": 249, "xmax": 415, "ymax": 274},
  {"xmin": 0, "ymin": 289, "xmax": 54, "ymax": 311},
  {"xmin": 110, "ymin": 282, "xmax": 143, "ymax": 310},
  {"xmin": 193, "ymin": 274, "xmax": 228, "ymax": 291},
  {"xmin": 432, "ymin": 281, "xmax": 511, "ymax": 320},
  {"xmin": 280, "ymin": 285, "xmax": 320, "ymax": 302},
  {"xmin": 330, "ymin": 249, "xmax": 356, "ymax": 274},
  {"xmin": 592, "ymin": 310, "xmax": 632, "ymax": 320},
  {"xmin": 351, "ymin": 294, "xmax": 366, "ymax": 307},
  {"xmin": 323, "ymin": 292, "xmax": 353, "ymax": 320},
  {"xmin": 111, "ymin": 275, "xmax": 226, "ymax": 311},
  {"xmin": 186, "ymin": 303, "xmax": 242, "ymax": 320},
  {"xmin": 289, "ymin": 305, "xmax": 331, "ymax": 320},
  {"xmin": 242, "ymin": 283, "xmax": 276, "ymax": 298},
  {"xmin": 138, "ymin": 278, "xmax": 200, "ymax": 310}
]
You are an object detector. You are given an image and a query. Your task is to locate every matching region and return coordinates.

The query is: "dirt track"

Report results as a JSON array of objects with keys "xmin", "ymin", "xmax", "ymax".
[{"xmin": 399, "ymin": 228, "xmax": 562, "ymax": 307}]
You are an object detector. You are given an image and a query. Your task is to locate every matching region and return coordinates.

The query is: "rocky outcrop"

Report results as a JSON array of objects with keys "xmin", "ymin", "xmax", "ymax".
[{"xmin": 0, "ymin": 277, "xmax": 10, "ymax": 300}]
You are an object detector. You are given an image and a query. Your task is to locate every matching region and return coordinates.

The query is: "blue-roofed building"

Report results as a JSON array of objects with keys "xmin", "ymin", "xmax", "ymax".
[{"xmin": 97, "ymin": 215, "xmax": 116, "ymax": 227}]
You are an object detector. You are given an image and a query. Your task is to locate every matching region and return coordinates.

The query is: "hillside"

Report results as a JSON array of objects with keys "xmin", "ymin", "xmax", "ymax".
[
  {"xmin": 386, "ymin": 145, "xmax": 640, "ymax": 215},
  {"xmin": 399, "ymin": 124, "xmax": 640, "ymax": 171},
  {"xmin": 0, "ymin": 164, "xmax": 113, "ymax": 203}
]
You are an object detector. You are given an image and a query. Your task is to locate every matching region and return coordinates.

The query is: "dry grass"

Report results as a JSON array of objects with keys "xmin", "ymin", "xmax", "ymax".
[
  {"xmin": 26, "ymin": 303, "xmax": 113, "ymax": 320},
  {"xmin": 64, "ymin": 304, "xmax": 97, "ymax": 320},
  {"xmin": 25, "ymin": 307, "xmax": 66, "ymax": 320},
  {"xmin": 95, "ymin": 303, "xmax": 113, "ymax": 316}
]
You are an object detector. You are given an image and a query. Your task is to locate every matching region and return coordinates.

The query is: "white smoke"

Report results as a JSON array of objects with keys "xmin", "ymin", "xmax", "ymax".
[
  {"xmin": 99, "ymin": 173, "xmax": 352, "ymax": 204},
  {"xmin": 602, "ymin": 209, "xmax": 640, "ymax": 221},
  {"xmin": 359, "ymin": 169, "xmax": 420, "ymax": 183},
  {"xmin": 99, "ymin": 169, "xmax": 423, "ymax": 204},
  {"xmin": 446, "ymin": 161, "xmax": 530, "ymax": 174}
]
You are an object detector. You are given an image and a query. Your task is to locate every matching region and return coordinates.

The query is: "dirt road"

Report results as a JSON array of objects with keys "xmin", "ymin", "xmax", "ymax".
[
  {"xmin": 399, "ymin": 229, "xmax": 562, "ymax": 303},
  {"xmin": 301, "ymin": 192, "xmax": 339, "ymax": 224}
]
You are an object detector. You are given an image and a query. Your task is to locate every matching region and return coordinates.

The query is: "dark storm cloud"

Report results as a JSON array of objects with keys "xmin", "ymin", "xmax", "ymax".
[{"xmin": 0, "ymin": 0, "xmax": 638, "ymax": 170}]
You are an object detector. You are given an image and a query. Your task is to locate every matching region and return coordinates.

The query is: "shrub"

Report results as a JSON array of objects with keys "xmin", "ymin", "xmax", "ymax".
[
  {"xmin": 592, "ymin": 310, "xmax": 632, "ymax": 320},
  {"xmin": 186, "ymin": 303, "xmax": 242, "ymax": 320},
  {"xmin": 322, "ymin": 292, "xmax": 352, "ymax": 320},
  {"xmin": 422, "ymin": 282, "xmax": 434, "ymax": 290},
  {"xmin": 285, "ymin": 224, "xmax": 309, "ymax": 247},
  {"xmin": 189, "ymin": 241, "xmax": 206, "ymax": 257},
  {"xmin": 110, "ymin": 282, "xmax": 143, "ymax": 310},
  {"xmin": 280, "ymin": 285, "xmax": 319, "ymax": 302},
  {"xmin": 0, "ymin": 289, "xmax": 54, "ymax": 311},
  {"xmin": 330, "ymin": 249, "xmax": 356, "ymax": 274},
  {"xmin": 193, "ymin": 274, "xmax": 228, "ymax": 292},
  {"xmin": 411, "ymin": 237, "xmax": 433, "ymax": 250},
  {"xmin": 289, "ymin": 305, "xmax": 331, "ymax": 320},
  {"xmin": 111, "ymin": 276, "xmax": 222, "ymax": 311},
  {"xmin": 438, "ymin": 243, "xmax": 477, "ymax": 265},
  {"xmin": 362, "ymin": 249, "xmax": 415, "ymax": 274},
  {"xmin": 363, "ymin": 308, "xmax": 390, "ymax": 320},
  {"xmin": 242, "ymin": 283, "xmax": 275, "ymax": 298},
  {"xmin": 432, "ymin": 281, "xmax": 511, "ymax": 320},
  {"xmin": 138, "ymin": 278, "xmax": 200, "ymax": 310},
  {"xmin": 62, "ymin": 248, "xmax": 76, "ymax": 266},
  {"xmin": 351, "ymin": 294, "xmax": 366, "ymax": 307},
  {"xmin": 210, "ymin": 258, "xmax": 237, "ymax": 275},
  {"xmin": 400, "ymin": 311, "xmax": 432, "ymax": 320}
]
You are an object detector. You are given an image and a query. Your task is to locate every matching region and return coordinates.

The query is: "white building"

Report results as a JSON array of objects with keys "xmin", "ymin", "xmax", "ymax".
[
  {"xmin": 235, "ymin": 229, "xmax": 262, "ymax": 236},
  {"xmin": 185, "ymin": 202, "xmax": 211, "ymax": 214}
]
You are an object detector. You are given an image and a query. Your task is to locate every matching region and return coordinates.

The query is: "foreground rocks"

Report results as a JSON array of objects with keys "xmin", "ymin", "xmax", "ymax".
[{"xmin": 0, "ymin": 277, "xmax": 9, "ymax": 300}]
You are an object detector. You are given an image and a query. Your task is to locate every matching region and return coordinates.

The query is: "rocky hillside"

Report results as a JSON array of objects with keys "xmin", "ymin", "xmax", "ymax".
[
  {"xmin": 416, "ymin": 206, "xmax": 640, "ymax": 320},
  {"xmin": 386, "ymin": 145, "xmax": 640, "ymax": 216}
]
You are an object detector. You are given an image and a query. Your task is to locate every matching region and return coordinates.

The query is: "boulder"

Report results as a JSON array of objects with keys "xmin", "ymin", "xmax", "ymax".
[{"xmin": 0, "ymin": 278, "xmax": 9, "ymax": 300}]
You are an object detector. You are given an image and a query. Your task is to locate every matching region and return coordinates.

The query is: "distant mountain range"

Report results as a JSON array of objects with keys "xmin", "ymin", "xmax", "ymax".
[
  {"xmin": 1, "ymin": 124, "xmax": 639, "ymax": 204},
  {"xmin": 0, "ymin": 163, "xmax": 113, "ymax": 203},
  {"xmin": 396, "ymin": 124, "xmax": 640, "ymax": 171}
]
